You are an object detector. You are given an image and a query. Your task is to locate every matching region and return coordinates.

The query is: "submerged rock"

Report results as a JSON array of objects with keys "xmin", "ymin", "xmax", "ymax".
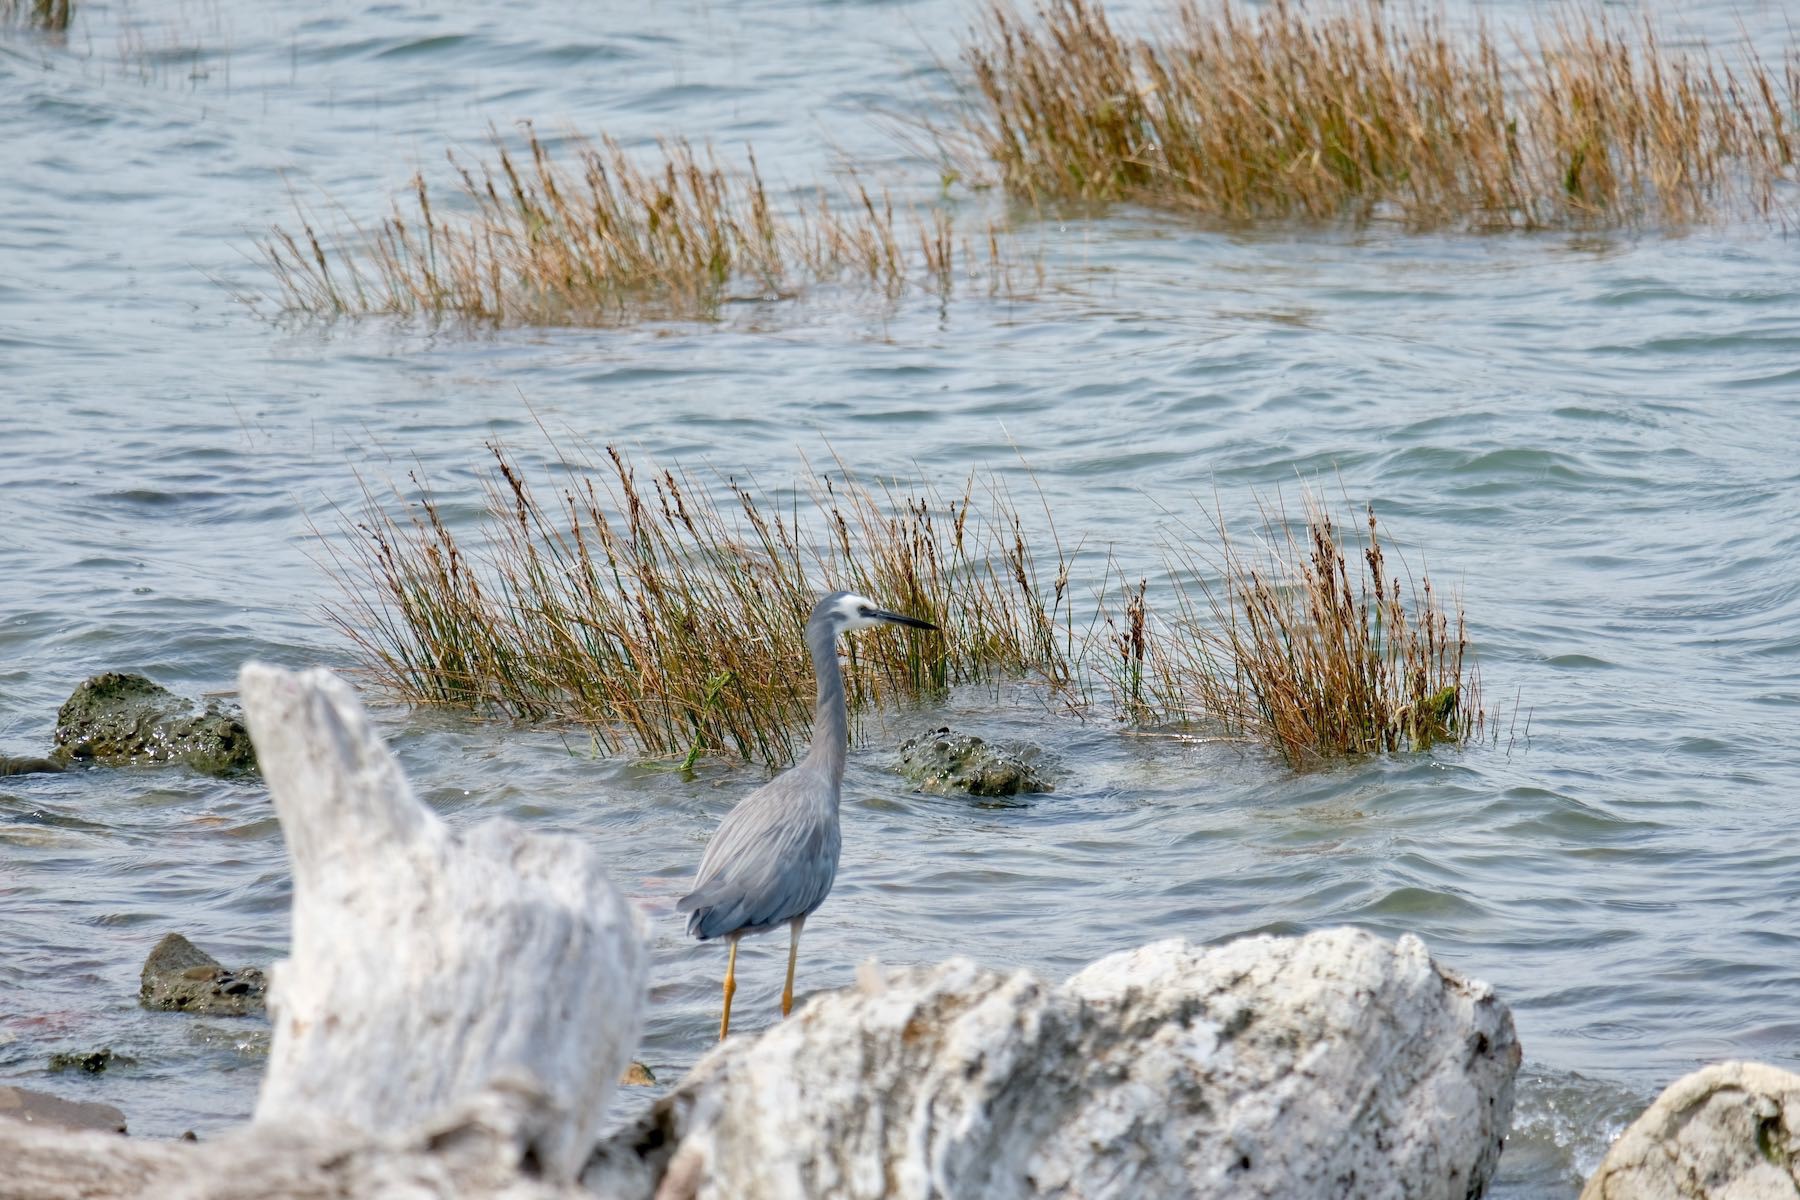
[
  {"xmin": 894, "ymin": 726, "xmax": 1052, "ymax": 798},
  {"xmin": 185, "ymin": 1021, "xmax": 272, "ymax": 1059},
  {"xmin": 0, "ymin": 755, "xmax": 64, "ymax": 777},
  {"xmin": 0, "ymin": 1086, "xmax": 127, "ymax": 1135},
  {"xmin": 53, "ymin": 673, "xmax": 255, "ymax": 776},
  {"xmin": 1581, "ymin": 1061, "xmax": 1800, "ymax": 1199},
  {"xmin": 586, "ymin": 927, "xmax": 1518, "ymax": 1200},
  {"xmin": 47, "ymin": 1048, "xmax": 133, "ymax": 1074},
  {"xmin": 140, "ymin": 932, "xmax": 267, "ymax": 1016},
  {"xmin": 619, "ymin": 1062, "xmax": 657, "ymax": 1087}
]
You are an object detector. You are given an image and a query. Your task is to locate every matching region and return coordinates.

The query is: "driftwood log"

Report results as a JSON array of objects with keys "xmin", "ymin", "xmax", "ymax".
[
  {"xmin": 0, "ymin": 1086, "xmax": 591, "ymax": 1200},
  {"xmin": 0, "ymin": 665, "xmax": 1526, "ymax": 1199},
  {"xmin": 241, "ymin": 664, "xmax": 647, "ymax": 1177},
  {"xmin": 0, "ymin": 664, "xmax": 647, "ymax": 1197}
]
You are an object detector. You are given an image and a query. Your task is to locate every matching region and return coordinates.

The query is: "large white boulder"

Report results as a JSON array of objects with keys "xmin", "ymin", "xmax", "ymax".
[{"xmin": 585, "ymin": 927, "xmax": 1518, "ymax": 1199}]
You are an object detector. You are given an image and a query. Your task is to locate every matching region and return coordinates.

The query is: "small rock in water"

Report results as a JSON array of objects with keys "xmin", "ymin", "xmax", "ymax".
[
  {"xmin": 619, "ymin": 1061, "xmax": 657, "ymax": 1086},
  {"xmin": 140, "ymin": 932, "xmax": 267, "ymax": 1016},
  {"xmin": 48, "ymin": 1047, "xmax": 133, "ymax": 1074},
  {"xmin": 894, "ymin": 726, "xmax": 1053, "ymax": 799},
  {"xmin": 53, "ymin": 672, "xmax": 256, "ymax": 776},
  {"xmin": 0, "ymin": 1085, "xmax": 127, "ymax": 1134},
  {"xmin": 1580, "ymin": 1061, "xmax": 1800, "ymax": 1200},
  {"xmin": 0, "ymin": 754, "xmax": 64, "ymax": 777},
  {"xmin": 185, "ymin": 1021, "xmax": 272, "ymax": 1058}
]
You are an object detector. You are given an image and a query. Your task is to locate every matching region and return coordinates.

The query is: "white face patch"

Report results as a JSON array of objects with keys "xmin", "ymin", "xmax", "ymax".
[{"xmin": 835, "ymin": 592, "xmax": 882, "ymax": 631}]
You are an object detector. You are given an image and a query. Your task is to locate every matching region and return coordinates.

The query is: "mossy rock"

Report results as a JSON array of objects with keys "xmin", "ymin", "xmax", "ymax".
[
  {"xmin": 139, "ymin": 932, "xmax": 267, "ymax": 1017},
  {"xmin": 48, "ymin": 1048, "xmax": 133, "ymax": 1074},
  {"xmin": 895, "ymin": 727, "xmax": 1054, "ymax": 799},
  {"xmin": 53, "ymin": 673, "xmax": 255, "ymax": 776}
]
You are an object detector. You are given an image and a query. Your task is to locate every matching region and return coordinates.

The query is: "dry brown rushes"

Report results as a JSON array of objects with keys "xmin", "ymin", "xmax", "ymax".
[
  {"xmin": 1139, "ymin": 496, "xmax": 1481, "ymax": 765},
  {"xmin": 261, "ymin": 127, "xmax": 1010, "ymax": 325},
  {"xmin": 325, "ymin": 444, "xmax": 1074, "ymax": 765},
  {"xmin": 964, "ymin": 0, "xmax": 1800, "ymax": 229},
  {"xmin": 1, "ymin": 0, "xmax": 71, "ymax": 31},
  {"xmin": 329, "ymin": 444, "xmax": 1481, "ymax": 769}
]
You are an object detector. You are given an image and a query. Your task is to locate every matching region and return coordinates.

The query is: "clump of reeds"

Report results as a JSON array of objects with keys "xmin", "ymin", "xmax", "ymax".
[
  {"xmin": 963, "ymin": 0, "xmax": 1800, "ymax": 229},
  {"xmin": 328, "ymin": 440, "xmax": 1485, "ymax": 769},
  {"xmin": 324, "ymin": 444, "xmax": 1073, "ymax": 765},
  {"xmin": 261, "ymin": 127, "xmax": 1011, "ymax": 325},
  {"xmin": 1138, "ymin": 495, "xmax": 1482, "ymax": 765},
  {"xmin": 2, "ymin": 0, "xmax": 71, "ymax": 31}
]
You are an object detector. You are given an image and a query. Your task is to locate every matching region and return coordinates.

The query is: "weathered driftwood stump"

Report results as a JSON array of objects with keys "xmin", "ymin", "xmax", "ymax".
[
  {"xmin": 0, "ymin": 664, "xmax": 648, "ymax": 1197},
  {"xmin": 586, "ymin": 928, "xmax": 1519, "ymax": 1200},
  {"xmin": 1580, "ymin": 1061, "xmax": 1800, "ymax": 1200},
  {"xmin": 242, "ymin": 664, "xmax": 648, "ymax": 1178}
]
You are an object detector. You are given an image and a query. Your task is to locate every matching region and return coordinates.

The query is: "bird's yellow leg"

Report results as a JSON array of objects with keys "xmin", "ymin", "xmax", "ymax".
[
  {"xmin": 781, "ymin": 915, "xmax": 806, "ymax": 1018},
  {"xmin": 719, "ymin": 935, "xmax": 740, "ymax": 1042}
]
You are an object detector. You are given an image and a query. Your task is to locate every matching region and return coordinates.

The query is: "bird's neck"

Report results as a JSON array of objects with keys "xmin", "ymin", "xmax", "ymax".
[{"xmin": 800, "ymin": 623, "xmax": 848, "ymax": 784}]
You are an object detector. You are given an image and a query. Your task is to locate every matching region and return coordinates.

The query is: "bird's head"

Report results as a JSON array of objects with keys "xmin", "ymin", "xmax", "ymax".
[{"xmin": 814, "ymin": 591, "xmax": 938, "ymax": 635}]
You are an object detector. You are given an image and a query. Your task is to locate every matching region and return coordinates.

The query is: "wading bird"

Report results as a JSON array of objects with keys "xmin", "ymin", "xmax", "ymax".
[{"xmin": 678, "ymin": 591, "xmax": 937, "ymax": 1040}]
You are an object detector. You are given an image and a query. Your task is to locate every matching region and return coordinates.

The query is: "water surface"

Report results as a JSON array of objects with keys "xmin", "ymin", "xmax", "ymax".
[{"xmin": 4, "ymin": 1, "xmax": 1800, "ymax": 1193}]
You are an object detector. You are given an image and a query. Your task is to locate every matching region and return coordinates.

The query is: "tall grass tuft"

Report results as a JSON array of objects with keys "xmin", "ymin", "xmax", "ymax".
[
  {"xmin": 1140, "ymin": 495, "xmax": 1482, "ymax": 766},
  {"xmin": 963, "ymin": 0, "xmax": 1800, "ymax": 229},
  {"xmin": 261, "ymin": 127, "xmax": 1012, "ymax": 325},
  {"xmin": 324, "ymin": 444, "xmax": 1075, "ymax": 765}
]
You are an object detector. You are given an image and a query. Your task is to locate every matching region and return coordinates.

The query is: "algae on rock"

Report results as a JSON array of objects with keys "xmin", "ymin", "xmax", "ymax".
[
  {"xmin": 54, "ymin": 673, "xmax": 255, "ymax": 776},
  {"xmin": 894, "ymin": 726, "xmax": 1053, "ymax": 799},
  {"xmin": 0, "ymin": 755, "xmax": 63, "ymax": 776}
]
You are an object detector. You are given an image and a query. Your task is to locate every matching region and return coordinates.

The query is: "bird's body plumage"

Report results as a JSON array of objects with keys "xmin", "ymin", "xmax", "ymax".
[{"xmin": 678, "ymin": 761, "xmax": 841, "ymax": 940}]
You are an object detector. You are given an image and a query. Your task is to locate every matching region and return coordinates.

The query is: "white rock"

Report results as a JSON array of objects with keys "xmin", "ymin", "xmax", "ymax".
[
  {"xmin": 584, "ymin": 927, "xmax": 1518, "ymax": 1200},
  {"xmin": 241, "ymin": 664, "xmax": 649, "ymax": 1181},
  {"xmin": 1580, "ymin": 1061, "xmax": 1800, "ymax": 1200}
]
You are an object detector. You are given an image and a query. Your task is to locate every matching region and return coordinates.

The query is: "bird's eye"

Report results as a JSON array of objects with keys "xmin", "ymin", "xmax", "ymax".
[{"xmin": 858, "ymin": 606, "xmax": 874, "ymax": 618}]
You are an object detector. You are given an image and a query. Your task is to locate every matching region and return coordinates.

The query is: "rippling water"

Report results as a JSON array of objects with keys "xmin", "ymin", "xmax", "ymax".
[{"xmin": 5, "ymin": 0, "xmax": 1800, "ymax": 1194}]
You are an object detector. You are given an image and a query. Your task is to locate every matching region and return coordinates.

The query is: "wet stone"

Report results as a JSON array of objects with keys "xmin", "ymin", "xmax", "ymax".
[
  {"xmin": 894, "ymin": 726, "xmax": 1054, "ymax": 799},
  {"xmin": 0, "ymin": 1085, "xmax": 127, "ymax": 1134},
  {"xmin": 185, "ymin": 1021, "xmax": 272, "ymax": 1059},
  {"xmin": 620, "ymin": 1061, "xmax": 657, "ymax": 1086},
  {"xmin": 140, "ymin": 932, "xmax": 267, "ymax": 1016},
  {"xmin": 48, "ymin": 1047, "xmax": 133, "ymax": 1074},
  {"xmin": 53, "ymin": 672, "xmax": 256, "ymax": 776},
  {"xmin": 0, "ymin": 754, "xmax": 63, "ymax": 776}
]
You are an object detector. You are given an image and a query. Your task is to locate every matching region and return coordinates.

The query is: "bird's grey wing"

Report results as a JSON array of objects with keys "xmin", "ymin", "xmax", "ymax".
[{"xmin": 678, "ymin": 774, "xmax": 840, "ymax": 939}]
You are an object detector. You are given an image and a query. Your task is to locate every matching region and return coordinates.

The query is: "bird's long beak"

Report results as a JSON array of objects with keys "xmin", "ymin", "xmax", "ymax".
[{"xmin": 871, "ymin": 608, "xmax": 937, "ymax": 631}]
